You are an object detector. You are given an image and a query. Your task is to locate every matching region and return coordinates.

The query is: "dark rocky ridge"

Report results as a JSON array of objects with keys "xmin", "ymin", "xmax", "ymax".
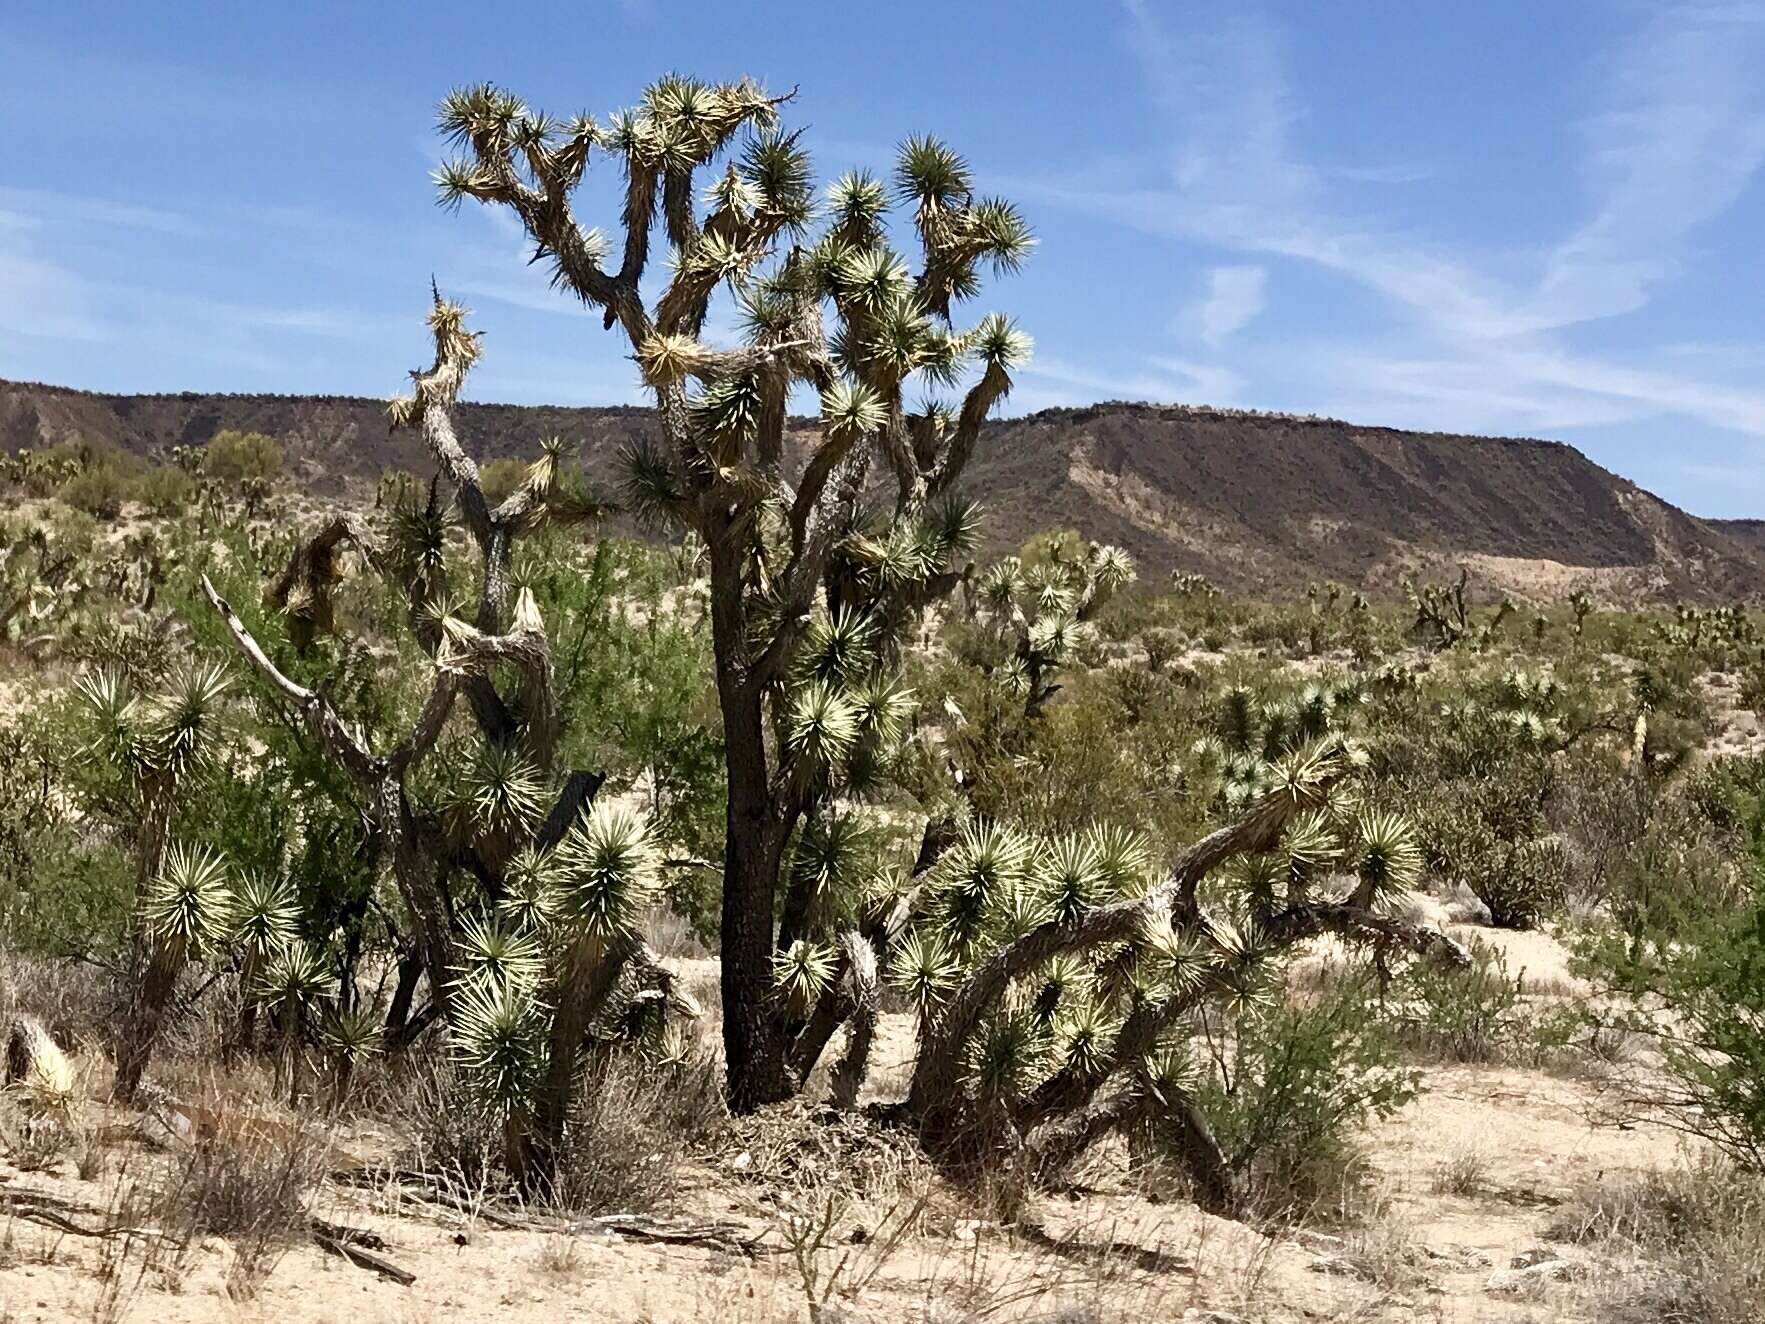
[{"xmin": 4, "ymin": 378, "xmax": 1757, "ymax": 602}]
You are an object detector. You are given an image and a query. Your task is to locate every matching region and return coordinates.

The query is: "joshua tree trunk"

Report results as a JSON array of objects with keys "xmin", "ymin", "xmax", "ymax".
[
  {"xmin": 112, "ymin": 788, "xmax": 175, "ymax": 1104},
  {"xmin": 716, "ymin": 666, "xmax": 793, "ymax": 1111},
  {"xmin": 524, "ymin": 938, "xmax": 634, "ymax": 1196},
  {"xmin": 112, "ymin": 947, "xmax": 180, "ymax": 1105}
]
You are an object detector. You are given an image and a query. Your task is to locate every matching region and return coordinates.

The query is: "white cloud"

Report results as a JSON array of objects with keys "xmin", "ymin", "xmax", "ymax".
[
  {"xmin": 1183, "ymin": 265, "xmax": 1267, "ymax": 344},
  {"xmin": 1522, "ymin": 2, "xmax": 1765, "ymax": 328},
  {"xmin": 1019, "ymin": 0, "xmax": 1765, "ymax": 446},
  {"xmin": 1022, "ymin": 353, "xmax": 1244, "ymax": 409},
  {"xmin": 0, "ymin": 187, "xmax": 199, "ymax": 236},
  {"xmin": 0, "ymin": 252, "xmax": 108, "ymax": 342}
]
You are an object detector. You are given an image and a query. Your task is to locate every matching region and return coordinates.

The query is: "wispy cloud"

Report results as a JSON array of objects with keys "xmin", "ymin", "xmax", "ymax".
[
  {"xmin": 1182, "ymin": 265, "xmax": 1267, "ymax": 344},
  {"xmin": 0, "ymin": 187, "xmax": 200, "ymax": 237},
  {"xmin": 1023, "ymin": 0, "xmax": 1765, "ymax": 448},
  {"xmin": 1525, "ymin": 2, "xmax": 1765, "ymax": 328}
]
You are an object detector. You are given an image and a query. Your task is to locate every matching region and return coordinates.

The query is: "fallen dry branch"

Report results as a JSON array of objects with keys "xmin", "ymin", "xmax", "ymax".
[
  {"xmin": 311, "ymin": 1223, "xmax": 417, "ymax": 1286},
  {"xmin": 0, "ymin": 1188, "xmax": 159, "ymax": 1239},
  {"xmin": 326, "ymin": 1166, "xmax": 771, "ymax": 1254}
]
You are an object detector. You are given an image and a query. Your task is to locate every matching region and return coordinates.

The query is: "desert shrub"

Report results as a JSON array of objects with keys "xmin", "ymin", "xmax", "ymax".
[
  {"xmin": 1551, "ymin": 1161, "xmax": 1765, "ymax": 1324},
  {"xmin": 1193, "ymin": 977, "xmax": 1417, "ymax": 1217},
  {"xmin": 137, "ymin": 462, "xmax": 197, "ymax": 516},
  {"xmin": 1603, "ymin": 797, "xmax": 1746, "ymax": 958},
  {"xmin": 398, "ymin": 1056, "xmax": 502, "ymax": 1189},
  {"xmin": 1575, "ymin": 879, "xmax": 1765, "ymax": 1168},
  {"xmin": 552, "ymin": 1051, "xmax": 726, "ymax": 1213},
  {"xmin": 0, "ymin": 721, "xmax": 134, "ymax": 960},
  {"xmin": 201, "ymin": 430, "xmax": 283, "ymax": 485},
  {"xmin": 0, "ymin": 954, "xmax": 122, "ymax": 1050},
  {"xmin": 476, "ymin": 456, "xmax": 528, "ymax": 505},
  {"xmin": 57, "ymin": 462, "xmax": 134, "ymax": 520},
  {"xmin": 153, "ymin": 1116, "xmax": 323, "ymax": 1293},
  {"xmin": 162, "ymin": 1124, "xmax": 316, "ymax": 1239},
  {"xmin": 1141, "ymin": 627, "xmax": 1182, "ymax": 672},
  {"xmin": 394, "ymin": 1046, "xmax": 723, "ymax": 1212},
  {"xmin": 1390, "ymin": 940, "xmax": 1532, "ymax": 1064},
  {"xmin": 1410, "ymin": 714, "xmax": 1568, "ymax": 929}
]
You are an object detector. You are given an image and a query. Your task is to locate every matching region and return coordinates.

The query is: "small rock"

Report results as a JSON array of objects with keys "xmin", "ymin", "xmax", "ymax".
[
  {"xmin": 1510, "ymin": 1245, "xmax": 1559, "ymax": 1269},
  {"xmin": 1486, "ymin": 1260, "xmax": 1582, "ymax": 1295},
  {"xmin": 730, "ymin": 1150, "xmax": 752, "ymax": 1171}
]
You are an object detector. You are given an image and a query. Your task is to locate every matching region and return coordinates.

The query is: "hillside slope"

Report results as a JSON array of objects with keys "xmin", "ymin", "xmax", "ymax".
[{"xmin": 3, "ymin": 378, "xmax": 1756, "ymax": 602}]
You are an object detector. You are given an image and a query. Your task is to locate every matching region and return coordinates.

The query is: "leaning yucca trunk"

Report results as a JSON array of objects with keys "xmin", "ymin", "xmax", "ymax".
[
  {"xmin": 112, "ymin": 944, "xmax": 181, "ymax": 1105},
  {"xmin": 522, "ymin": 935, "xmax": 635, "ymax": 1197}
]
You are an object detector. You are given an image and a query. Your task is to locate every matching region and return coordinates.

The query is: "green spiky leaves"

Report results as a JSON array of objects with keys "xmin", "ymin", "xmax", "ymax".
[
  {"xmin": 455, "ymin": 915, "xmax": 545, "ymax": 994},
  {"xmin": 550, "ymin": 802, "xmax": 659, "ymax": 957},
  {"xmin": 966, "ymin": 1006, "xmax": 1049, "ymax": 1106},
  {"xmin": 894, "ymin": 135, "xmax": 972, "ymax": 210},
  {"xmin": 772, "ymin": 939, "xmax": 836, "ymax": 1018},
  {"xmin": 323, "ymin": 1008, "xmax": 383, "ymax": 1065},
  {"xmin": 78, "ymin": 662, "xmax": 231, "ymax": 785},
  {"xmin": 498, "ymin": 847, "xmax": 564, "ymax": 933},
  {"xmin": 970, "ymin": 313, "xmax": 1033, "ymax": 371},
  {"xmin": 786, "ymin": 680, "xmax": 863, "ymax": 773},
  {"xmin": 143, "ymin": 843, "xmax": 233, "ymax": 958},
  {"xmin": 450, "ymin": 974, "xmax": 546, "ymax": 1121},
  {"xmin": 826, "ymin": 170, "xmax": 888, "ymax": 244},
  {"xmin": 229, "ymin": 871, "xmax": 299, "ymax": 958},
  {"xmin": 253, "ymin": 942, "xmax": 335, "ymax": 1014},
  {"xmin": 1036, "ymin": 835, "xmax": 1105, "ymax": 927},
  {"xmin": 889, "ymin": 929, "xmax": 961, "ymax": 1012},
  {"xmin": 796, "ymin": 607, "xmax": 877, "ymax": 688},
  {"xmin": 819, "ymin": 380, "xmax": 888, "ymax": 440},
  {"xmin": 1355, "ymin": 810, "xmax": 1422, "ymax": 907},
  {"xmin": 933, "ymin": 820, "xmax": 1032, "ymax": 952},
  {"xmin": 1057, "ymin": 999, "xmax": 1120, "ymax": 1080},
  {"xmin": 443, "ymin": 742, "xmax": 547, "ymax": 846}
]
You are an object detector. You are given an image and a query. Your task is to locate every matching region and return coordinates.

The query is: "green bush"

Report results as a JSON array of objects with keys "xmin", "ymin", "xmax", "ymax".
[
  {"xmin": 138, "ymin": 462, "xmax": 197, "ymax": 516},
  {"xmin": 202, "ymin": 430, "xmax": 283, "ymax": 485},
  {"xmin": 57, "ymin": 463, "xmax": 134, "ymax": 520},
  {"xmin": 1194, "ymin": 977, "xmax": 1417, "ymax": 1216},
  {"xmin": 1578, "ymin": 881, "xmax": 1765, "ymax": 1168},
  {"xmin": 1391, "ymin": 940, "xmax": 1531, "ymax": 1064},
  {"xmin": 477, "ymin": 456, "xmax": 528, "ymax": 506}
]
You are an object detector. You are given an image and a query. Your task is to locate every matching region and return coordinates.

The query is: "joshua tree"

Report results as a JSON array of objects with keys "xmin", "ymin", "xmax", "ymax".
[
  {"xmin": 0, "ymin": 518, "xmax": 88, "ymax": 643},
  {"xmin": 1566, "ymin": 588, "xmax": 1594, "ymax": 638},
  {"xmin": 1406, "ymin": 567, "xmax": 1514, "ymax": 651},
  {"xmin": 970, "ymin": 544, "xmax": 1136, "ymax": 716},
  {"xmin": 427, "ymin": 76, "xmax": 1035, "ymax": 1109},
  {"xmin": 75, "ymin": 664, "xmax": 234, "ymax": 1101},
  {"xmin": 447, "ymin": 798, "xmax": 698, "ymax": 1191},
  {"xmin": 840, "ymin": 737, "xmax": 1466, "ymax": 1211},
  {"xmin": 201, "ymin": 387, "xmax": 608, "ymax": 1042}
]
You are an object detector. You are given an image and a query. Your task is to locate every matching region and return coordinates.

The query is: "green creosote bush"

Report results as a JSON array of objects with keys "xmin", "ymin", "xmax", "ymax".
[
  {"xmin": 200, "ymin": 430, "xmax": 284, "ymax": 486},
  {"xmin": 1185, "ymin": 976, "xmax": 1417, "ymax": 1219}
]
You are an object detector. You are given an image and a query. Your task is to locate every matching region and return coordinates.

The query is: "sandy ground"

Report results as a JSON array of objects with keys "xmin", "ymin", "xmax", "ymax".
[
  {"xmin": 0, "ymin": 923, "xmax": 1691, "ymax": 1324},
  {"xmin": 0, "ymin": 1062, "xmax": 1681, "ymax": 1324}
]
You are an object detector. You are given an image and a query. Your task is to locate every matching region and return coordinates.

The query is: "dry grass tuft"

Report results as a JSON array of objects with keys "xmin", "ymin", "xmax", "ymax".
[
  {"xmin": 150, "ymin": 1109, "xmax": 327, "ymax": 1295},
  {"xmin": 552, "ymin": 1051, "xmax": 727, "ymax": 1214},
  {"xmin": 1548, "ymin": 1159, "xmax": 1765, "ymax": 1324},
  {"xmin": 1429, "ymin": 1146, "xmax": 1487, "ymax": 1196}
]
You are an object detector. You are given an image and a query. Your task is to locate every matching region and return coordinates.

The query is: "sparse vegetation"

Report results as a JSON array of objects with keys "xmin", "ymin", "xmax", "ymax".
[{"xmin": 0, "ymin": 63, "xmax": 1761, "ymax": 1324}]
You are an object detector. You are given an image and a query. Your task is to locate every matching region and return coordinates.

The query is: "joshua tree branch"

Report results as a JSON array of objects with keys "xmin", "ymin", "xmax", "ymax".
[
  {"xmin": 201, "ymin": 574, "xmax": 379, "ymax": 787},
  {"xmin": 929, "ymin": 360, "xmax": 1010, "ymax": 497}
]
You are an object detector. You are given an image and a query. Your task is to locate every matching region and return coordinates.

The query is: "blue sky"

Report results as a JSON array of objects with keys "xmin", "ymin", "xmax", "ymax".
[{"xmin": 4, "ymin": 1, "xmax": 1764, "ymax": 515}]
